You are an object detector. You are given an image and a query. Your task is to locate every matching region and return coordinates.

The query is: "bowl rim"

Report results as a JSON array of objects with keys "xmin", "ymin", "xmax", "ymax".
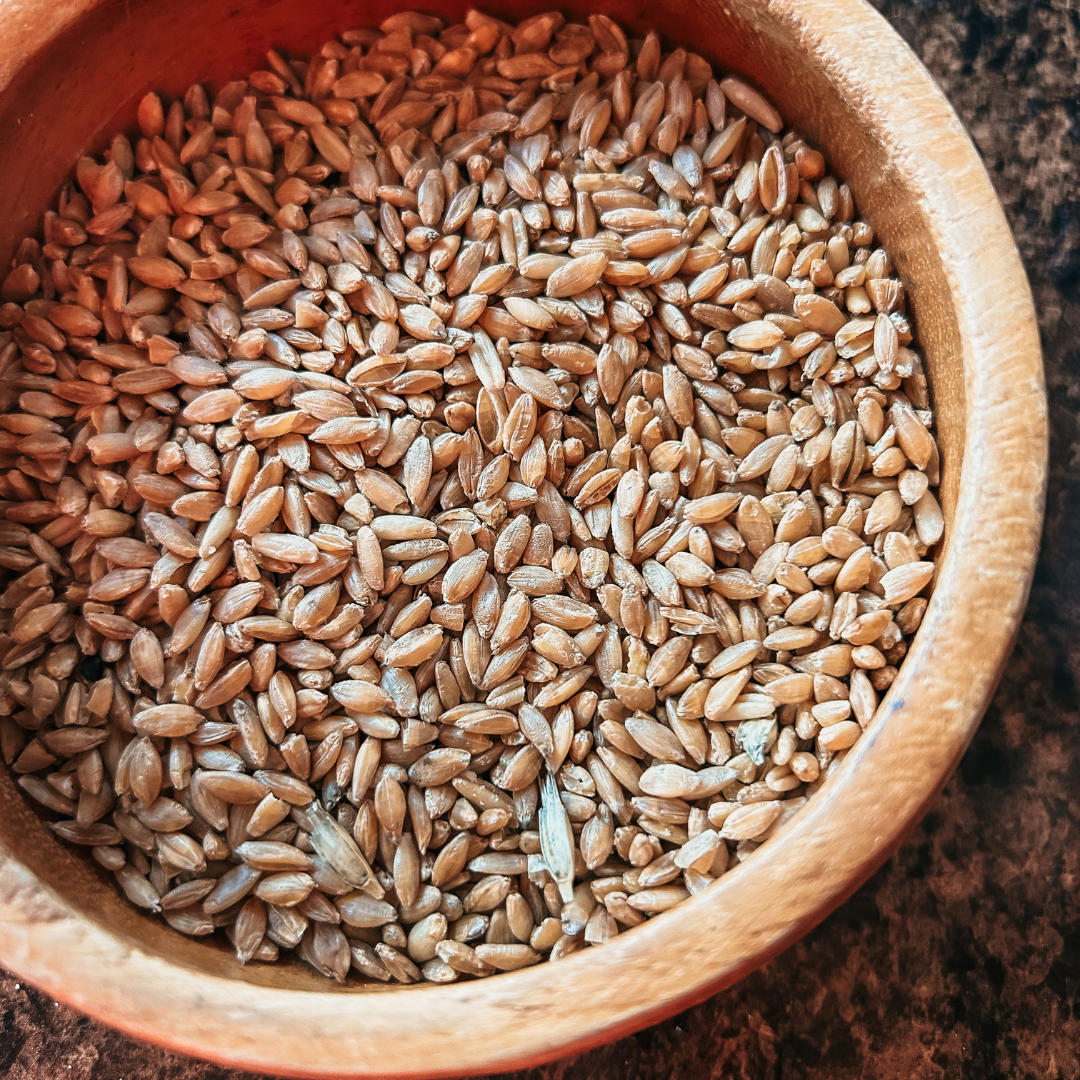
[{"xmin": 0, "ymin": 0, "xmax": 1047, "ymax": 1075}]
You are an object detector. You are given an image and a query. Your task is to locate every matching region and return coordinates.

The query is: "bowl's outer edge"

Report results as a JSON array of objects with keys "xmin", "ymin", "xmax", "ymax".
[{"xmin": 0, "ymin": 0, "xmax": 1046, "ymax": 1075}]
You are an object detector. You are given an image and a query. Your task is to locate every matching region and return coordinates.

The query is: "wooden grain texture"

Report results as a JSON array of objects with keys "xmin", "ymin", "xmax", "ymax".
[{"xmin": 0, "ymin": 0, "xmax": 1047, "ymax": 1076}]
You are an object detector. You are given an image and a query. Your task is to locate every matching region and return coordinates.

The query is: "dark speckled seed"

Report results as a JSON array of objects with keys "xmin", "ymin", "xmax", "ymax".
[{"xmin": 79, "ymin": 655, "xmax": 104, "ymax": 681}]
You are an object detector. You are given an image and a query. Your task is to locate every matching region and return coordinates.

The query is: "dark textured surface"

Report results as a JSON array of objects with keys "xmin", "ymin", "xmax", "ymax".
[{"xmin": 2, "ymin": 1, "xmax": 1077, "ymax": 1077}]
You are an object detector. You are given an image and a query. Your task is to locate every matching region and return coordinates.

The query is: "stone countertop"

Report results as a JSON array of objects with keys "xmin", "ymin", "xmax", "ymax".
[{"xmin": 2, "ymin": 1, "xmax": 1078, "ymax": 1077}]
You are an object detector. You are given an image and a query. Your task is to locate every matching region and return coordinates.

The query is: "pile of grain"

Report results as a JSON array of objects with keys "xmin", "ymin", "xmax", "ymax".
[{"xmin": 0, "ymin": 8, "xmax": 942, "ymax": 982}]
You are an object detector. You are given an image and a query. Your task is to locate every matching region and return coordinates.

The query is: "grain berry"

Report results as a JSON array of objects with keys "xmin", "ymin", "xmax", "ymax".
[{"xmin": 0, "ymin": 8, "xmax": 942, "ymax": 983}]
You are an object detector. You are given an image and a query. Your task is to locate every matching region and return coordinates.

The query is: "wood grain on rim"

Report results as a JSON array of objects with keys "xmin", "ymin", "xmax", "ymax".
[{"xmin": 0, "ymin": 0, "xmax": 1046, "ymax": 1075}]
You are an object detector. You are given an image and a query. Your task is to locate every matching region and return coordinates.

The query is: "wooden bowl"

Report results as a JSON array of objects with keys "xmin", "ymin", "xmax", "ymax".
[{"xmin": 0, "ymin": 0, "xmax": 1046, "ymax": 1075}]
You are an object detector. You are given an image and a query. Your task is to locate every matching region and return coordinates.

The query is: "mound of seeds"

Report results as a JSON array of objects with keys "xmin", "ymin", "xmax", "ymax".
[{"xmin": 0, "ymin": 8, "xmax": 944, "ymax": 983}]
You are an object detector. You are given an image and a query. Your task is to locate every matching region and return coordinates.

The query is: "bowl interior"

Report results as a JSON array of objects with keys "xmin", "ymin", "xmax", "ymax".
[{"xmin": 0, "ymin": 0, "xmax": 966, "ymax": 998}]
